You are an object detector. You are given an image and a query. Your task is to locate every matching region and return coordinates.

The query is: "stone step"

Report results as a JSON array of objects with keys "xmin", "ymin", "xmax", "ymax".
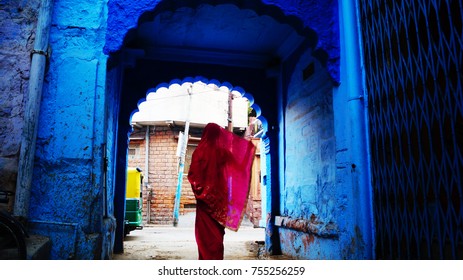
[{"xmin": 26, "ymin": 235, "xmax": 51, "ymax": 260}]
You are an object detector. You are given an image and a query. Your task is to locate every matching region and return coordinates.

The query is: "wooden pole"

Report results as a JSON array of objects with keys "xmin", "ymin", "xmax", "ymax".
[{"xmin": 14, "ymin": 0, "xmax": 54, "ymax": 219}]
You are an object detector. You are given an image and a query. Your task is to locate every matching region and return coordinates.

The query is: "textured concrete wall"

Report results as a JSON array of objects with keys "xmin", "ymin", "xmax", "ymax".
[
  {"xmin": 104, "ymin": 0, "xmax": 339, "ymax": 82},
  {"xmin": 276, "ymin": 2, "xmax": 373, "ymax": 259},
  {"xmin": 281, "ymin": 48, "xmax": 339, "ymax": 259},
  {"xmin": 0, "ymin": 0, "xmax": 40, "ymax": 211},
  {"xmin": 25, "ymin": 0, "xmax": 111, "ymax": 259}
]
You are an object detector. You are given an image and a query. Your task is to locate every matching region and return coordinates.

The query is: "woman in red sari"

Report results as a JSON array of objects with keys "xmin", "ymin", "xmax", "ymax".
[{"xmin": 187, "ymin": 123, "xmax": 256, "ymax": 260}]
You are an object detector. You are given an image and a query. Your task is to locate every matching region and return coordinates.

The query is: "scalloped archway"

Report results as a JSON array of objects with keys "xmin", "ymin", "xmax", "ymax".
[{"xmin": 127, "ymin": 76, "xmax": 269, "ymax": 224}]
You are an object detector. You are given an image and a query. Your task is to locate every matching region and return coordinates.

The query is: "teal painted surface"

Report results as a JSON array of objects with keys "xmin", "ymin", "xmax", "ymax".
[
  {"xmin": 275, "ymin": 0, "xmax": 373, "ymax": 259},
  {"xmin": 281, "ymin": 46, "xmax": 340, "ymax": 259},
  {"xmin": 28, "ymin": 0, "xmax": 111, "ymax": 259}
]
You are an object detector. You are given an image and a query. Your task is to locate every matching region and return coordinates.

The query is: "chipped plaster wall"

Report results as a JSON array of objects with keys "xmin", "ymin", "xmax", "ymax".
[
  {"xmin": 279, "ymin": 48, "xmax": 370, "ymax": 260},
  {"xmin": 24, "ymin": 0, "xmax": 111, "ymax": 259},
  {"xmin": 277, "ymin": 1, "xmax": 373, "ymax": 259},
  {"xmin": 281, "ymin": 48, "xmax": 341, "ymax": 259}
]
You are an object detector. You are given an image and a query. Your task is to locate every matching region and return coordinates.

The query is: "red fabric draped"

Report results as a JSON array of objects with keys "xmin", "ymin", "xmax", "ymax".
[
  {"xmin": 188, "ymin": 122, "xmax": 256, "ymax": 231},
  {"xmin": 194, "ymin": 200, "xmax": 225, "ymax": 260},
  {"xmin": 188, "ymin": 123, "xmax": 256, "ymax": 259}
]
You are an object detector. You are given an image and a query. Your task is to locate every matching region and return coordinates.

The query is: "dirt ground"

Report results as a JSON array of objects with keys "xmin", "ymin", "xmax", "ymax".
[{"xmin": 112, "ymin": 213, "xmax": 270, "ymax": 260}]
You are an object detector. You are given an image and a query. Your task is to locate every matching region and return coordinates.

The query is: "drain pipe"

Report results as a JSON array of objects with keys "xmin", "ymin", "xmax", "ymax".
[
  {"xmin": 144, "ymin": 125, "xmax": 150, "ymax": 223},
  {"xmin": 340, "ymin": 0, "xmax": 374, "ymax": 258},
  {"xmin": 144, "ymin": 125, "xmax": 150, "ymax": 187},
  {"xmin": 14, "ymin": 0, "xmax": 55, "ymax": 219}
]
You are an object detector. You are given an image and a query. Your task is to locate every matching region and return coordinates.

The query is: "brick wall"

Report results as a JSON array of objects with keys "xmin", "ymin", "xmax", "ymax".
[{"xmin": 128, "ymin": 126, "xmax": 196, "ymax": 225}]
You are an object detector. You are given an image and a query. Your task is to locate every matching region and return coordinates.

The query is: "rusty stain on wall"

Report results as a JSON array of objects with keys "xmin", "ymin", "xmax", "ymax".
[{"xmin": 275, "ymin": 214, "xmax": 338, "ymax": 238}]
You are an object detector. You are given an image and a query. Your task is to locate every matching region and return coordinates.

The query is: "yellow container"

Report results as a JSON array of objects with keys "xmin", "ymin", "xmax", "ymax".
[{"xmin": 126, "ymin": 168, "xmax": 142, "ymax": 199}]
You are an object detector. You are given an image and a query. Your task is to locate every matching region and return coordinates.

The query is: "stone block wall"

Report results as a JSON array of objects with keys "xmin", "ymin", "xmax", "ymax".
[
  {"xmin": 0, "ymin": 0, "xmax": 40, "ymax": 211},
  {"xmin": 27, "ymin": 0, "xmax": 109, "ymax": 259},
  {"xmin": 1, "ymin": 0, "xmax": 115, "ymax": 259}
]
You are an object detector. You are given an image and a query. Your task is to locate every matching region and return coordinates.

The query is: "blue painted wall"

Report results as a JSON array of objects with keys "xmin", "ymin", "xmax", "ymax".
[
  {"xmin": 28, "ymin": 0, "xmax": 112, "ymax": 259},
  {"xmin": 104, "ymin": 0, "xmax": 372, "ymax": 260},
  {"xmin": 278, "ymin": 38, "xmax": 372, "ymax": 259},
  {"xmin": 6, "ymin": 0, "xmax": 457, "ymax": 260},
  {"xmin": 22, "ymin": 0, "xmax": 374, "ymax": 259},
  {"xmin": 104, "ymin": 0, "xmax": 340, "ymax": 82},
  {"xmin": 281, "ymin": 48, "xmax": 339, "ymax": 259},
  {"xmin": 274, "ymin": 1, "xmax": 372, "ymax": 259}
]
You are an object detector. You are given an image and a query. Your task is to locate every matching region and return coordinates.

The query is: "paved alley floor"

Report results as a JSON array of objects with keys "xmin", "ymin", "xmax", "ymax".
[{"xmin": 112, "ymin": 213, "xmax": 268, "ymax": 260}]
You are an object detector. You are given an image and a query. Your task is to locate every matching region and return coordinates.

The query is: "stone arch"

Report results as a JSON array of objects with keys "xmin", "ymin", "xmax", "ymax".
[
  {"xmin": 105, "ymin": 0, "xmax": 342, "ymax": 256},
  {"xmin": 105, "ymin": 0, "xmax": 339, "ymax": 82}
]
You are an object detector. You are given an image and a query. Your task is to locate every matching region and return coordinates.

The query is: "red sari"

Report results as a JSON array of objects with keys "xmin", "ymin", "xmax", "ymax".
[{"xmin": 188, "ymin": 123, "xmax": 256, "ymax": 260}]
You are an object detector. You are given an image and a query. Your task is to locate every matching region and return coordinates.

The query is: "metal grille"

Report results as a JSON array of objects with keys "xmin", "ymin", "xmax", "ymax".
[{"xmin": 359, "ymin": 0, "xmax": 463, "ymax": 259}]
